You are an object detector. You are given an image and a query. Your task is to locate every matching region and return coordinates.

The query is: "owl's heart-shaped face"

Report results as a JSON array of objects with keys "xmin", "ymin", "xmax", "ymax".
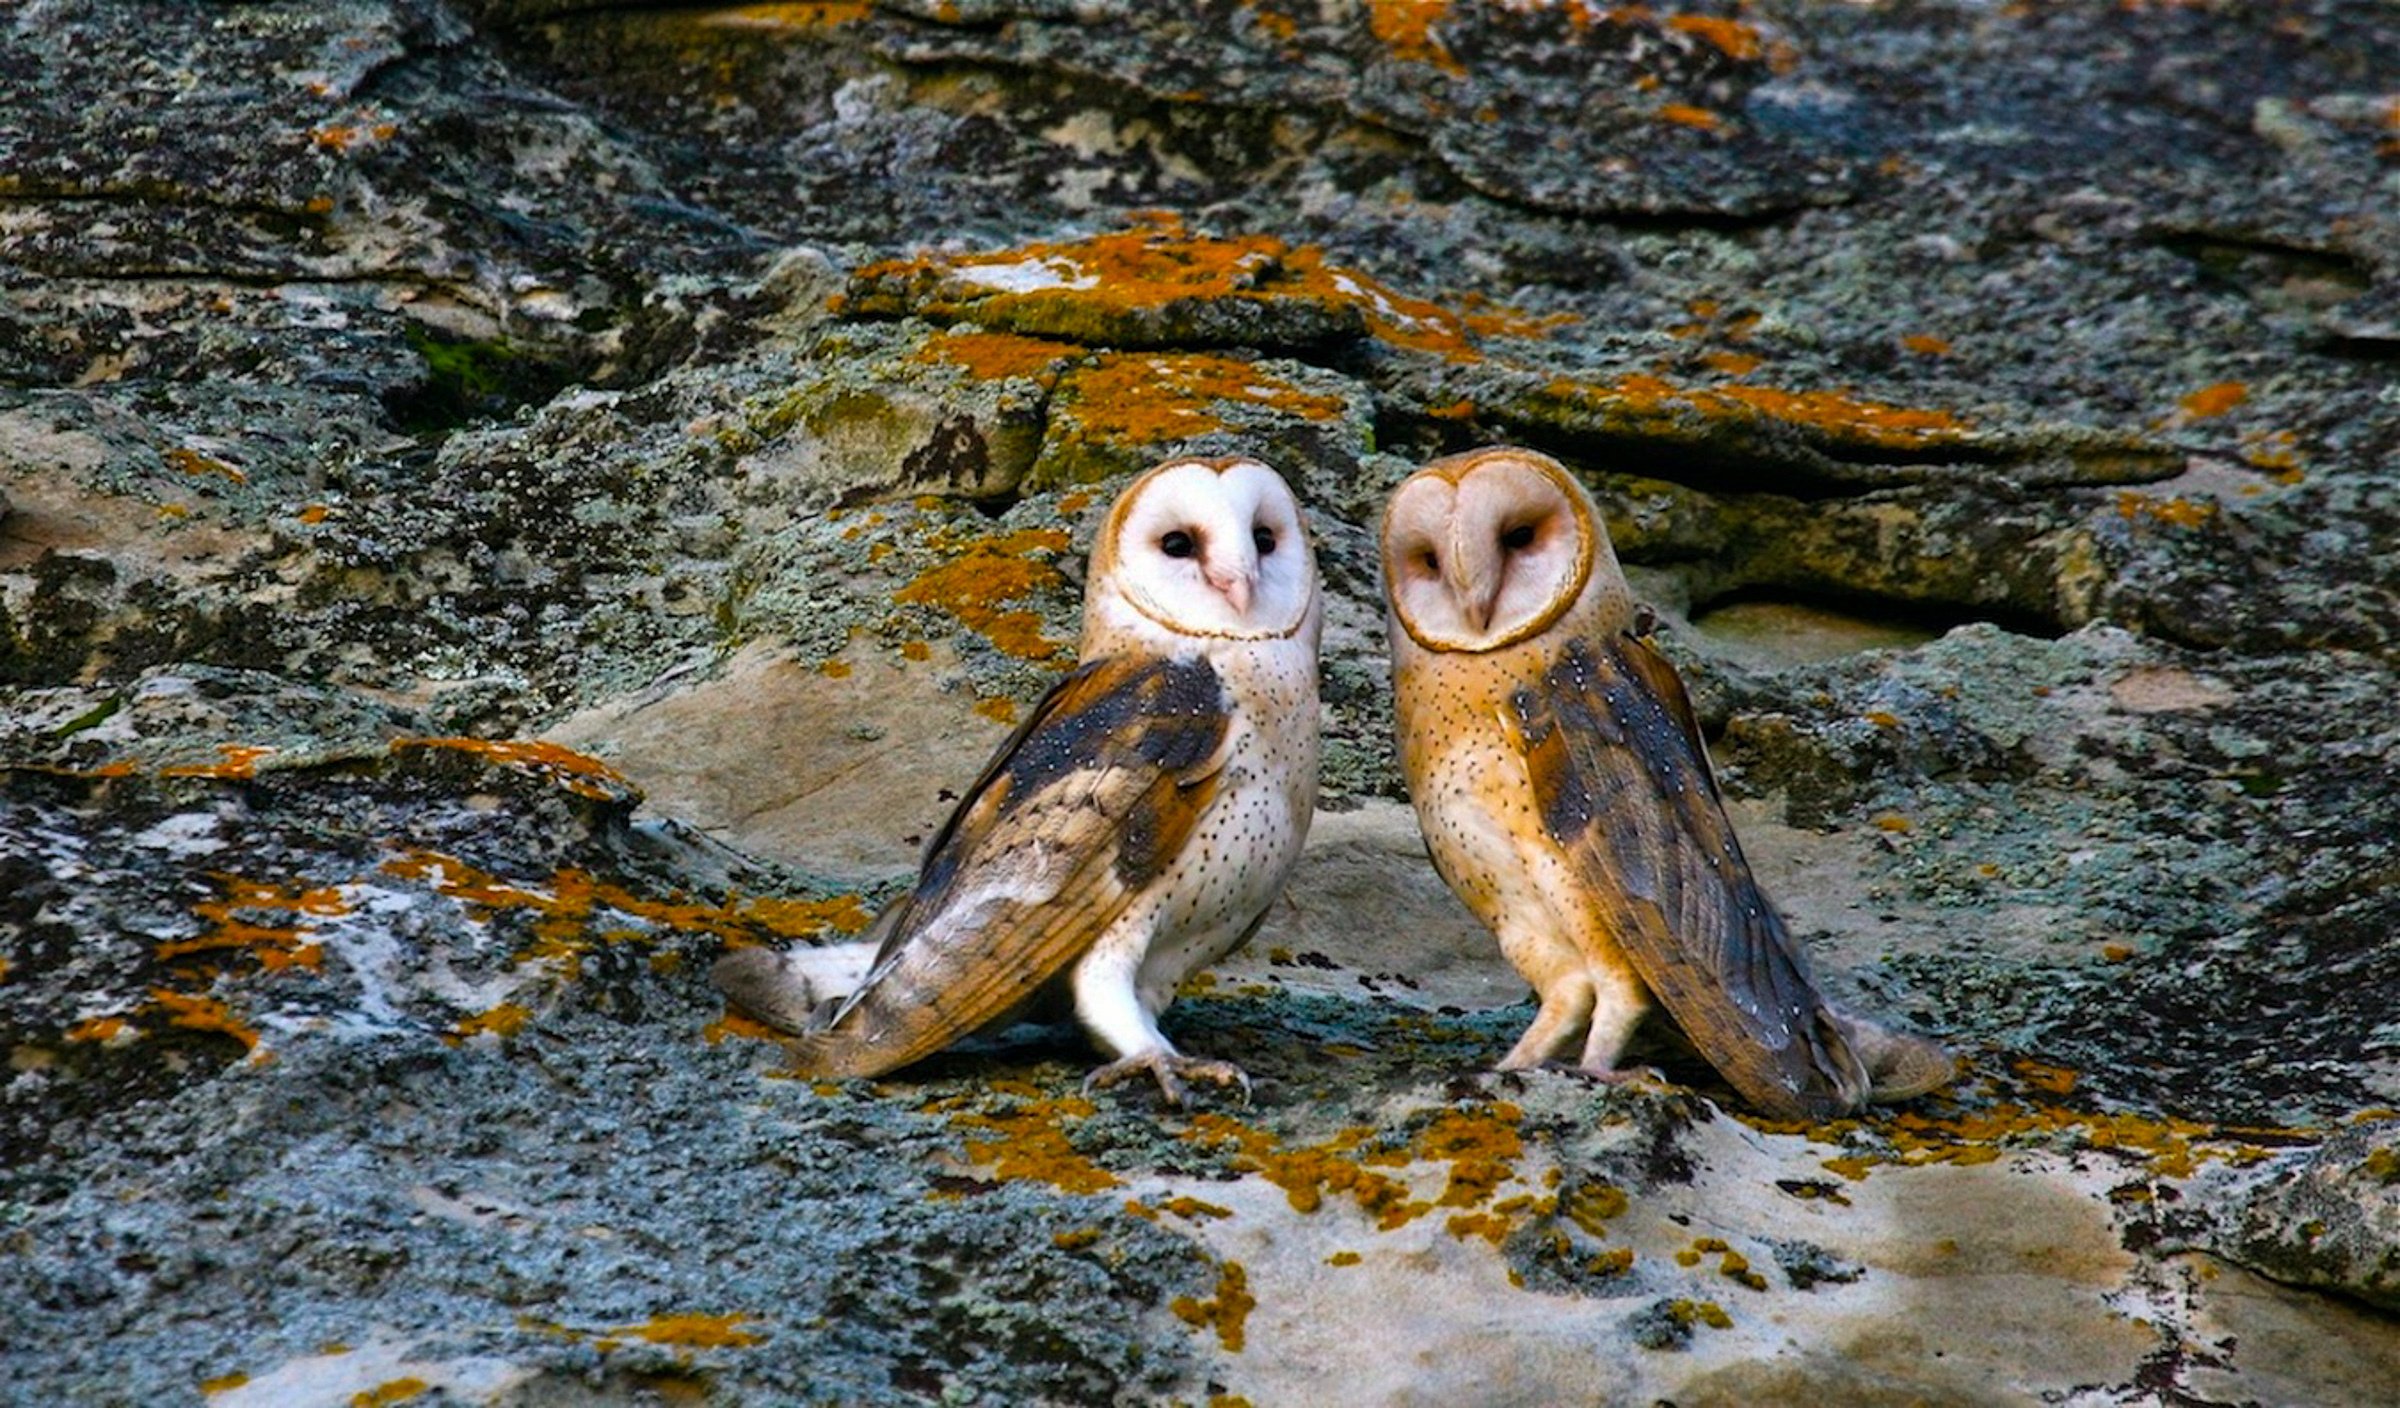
[
  {"xmin": 1091, "ymin": 457, "xmax": 1317, "ymax": 644},
  {"xmin": 1380, "ymin": 448, "xmax": 1616, "ymax": 653}
]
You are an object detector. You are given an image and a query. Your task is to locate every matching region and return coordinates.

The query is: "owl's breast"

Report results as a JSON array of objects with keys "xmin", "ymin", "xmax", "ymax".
[{"xmin": 1133, "ymin": 641, "xmax": 1319, "ymax": 987}]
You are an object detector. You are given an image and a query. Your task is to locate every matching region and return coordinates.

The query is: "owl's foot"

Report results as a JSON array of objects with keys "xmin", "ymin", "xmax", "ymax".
[{"xmin": 1085, "ymin": 1051, "xmax": 1252, "ymax": 1108}]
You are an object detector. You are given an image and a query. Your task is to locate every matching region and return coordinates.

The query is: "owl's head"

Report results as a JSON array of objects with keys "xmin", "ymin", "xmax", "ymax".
[
  {"xmin": 1380, "ymin": 446, "xmax": 1630, "ymax": 653},
  {"xmin": 1085, "ymin": 456, "xmax": 1319, "ymax": 647}
]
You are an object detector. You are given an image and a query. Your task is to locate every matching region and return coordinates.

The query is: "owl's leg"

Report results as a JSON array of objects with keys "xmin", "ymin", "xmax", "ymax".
[
  {"xmin": 1575, "ymin": 961, "xmax": 1655, "ymax": 1079},
  {"xmin": 1073, "ymin": 927, "xmax": 1249, "ymax": 1107},
  {"xmin": 1496, "ymin": 969, "xmax": 1595, "ymax": 1070}
]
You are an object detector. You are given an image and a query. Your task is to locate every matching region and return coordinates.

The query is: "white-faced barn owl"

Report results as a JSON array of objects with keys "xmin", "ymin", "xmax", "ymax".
[
  {"xmin": 714, "ymin": 456, "xmax": 1321, "ymax": 1106},
  {"xmin": 1379, "ymin": 446, "xmax": 1950, "ymax": 1120}
]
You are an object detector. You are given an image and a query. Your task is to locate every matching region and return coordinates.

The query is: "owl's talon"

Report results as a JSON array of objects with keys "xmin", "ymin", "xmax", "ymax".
[{"xmin": 1085, "ymin": 1052, "xmax": 1252, "ymax": 1109}]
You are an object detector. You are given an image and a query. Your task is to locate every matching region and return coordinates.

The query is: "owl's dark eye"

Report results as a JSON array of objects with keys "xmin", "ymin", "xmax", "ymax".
[
  {"xmin": 1501, "ymin": 522, "xmax": 1537, "ymax": 552},
  {"xmin": 1160, "ymin": 530, "xmax": 1197, "ymax": 559},
  {"xmin": 1418, "ymin": 550, "xmax": 1440, "ymax": 575},
  {"xmin": 1252, "ymin": 525, "xmax": 1277, "ymax": 555}
]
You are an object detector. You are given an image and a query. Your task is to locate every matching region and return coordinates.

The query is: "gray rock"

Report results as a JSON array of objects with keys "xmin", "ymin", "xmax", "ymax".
[
  {"xmin": 2192, "ymin": 1120, "xmax": 2400, "ymax": 1312},
  {"xmin": 5, "ymin": 0, "xmax": 2399, "ymax": 1401}
]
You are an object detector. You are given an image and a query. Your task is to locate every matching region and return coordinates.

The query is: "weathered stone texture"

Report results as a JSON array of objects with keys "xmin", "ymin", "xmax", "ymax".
[{"xmin": 5, "ymin": 1, "xmax": 2397, "ymax": 1401}]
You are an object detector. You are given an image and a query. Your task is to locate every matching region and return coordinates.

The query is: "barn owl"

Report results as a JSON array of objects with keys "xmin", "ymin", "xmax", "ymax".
[
  {"xmin": 715, "ymin": 456, "xmax": 1321, "ymax": 1106},
  {"xmin": 1380, "ymin": 446, "xmax": 1949, "ymax": 1120}
]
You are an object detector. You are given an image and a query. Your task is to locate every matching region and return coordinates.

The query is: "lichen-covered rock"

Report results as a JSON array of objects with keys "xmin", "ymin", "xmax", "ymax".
[
  {"xmin": 2192, "ymin": 1120, "xmax": 2400, "ymax": 1313},
  {"xmin": 6, "ymin": 0, "xmax": 2400, "ymax": 1402}
]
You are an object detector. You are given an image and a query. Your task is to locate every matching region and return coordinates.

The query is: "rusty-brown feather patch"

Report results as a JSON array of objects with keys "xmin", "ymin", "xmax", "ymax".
[
  {"xmin": 785, "ymin": 652, "xmax": 1231, "ymax": 1079},
  {"xmin": 1515, "ymin": 633, "xmax": 1866, "ymax": 1119}
]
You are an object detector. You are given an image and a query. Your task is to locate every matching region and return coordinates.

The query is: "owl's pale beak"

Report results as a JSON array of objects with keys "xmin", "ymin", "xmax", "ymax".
[
  {"xmin": 1452, "ymin": 567, "xmax": 1495, "ymax": 634},
  {"xmin": 1206, "ymin": 562, "xmax": 1256, "ymax": 616},
  {"xmin": 1446, "ymin": 529, "xmax": 1499, "ymax": 635}
]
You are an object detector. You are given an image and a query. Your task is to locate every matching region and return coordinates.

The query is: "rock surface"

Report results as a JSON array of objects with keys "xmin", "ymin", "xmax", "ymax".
[{"xmin": 4, "ymin": 1, "xmax": 2397, "ymax": 1403}]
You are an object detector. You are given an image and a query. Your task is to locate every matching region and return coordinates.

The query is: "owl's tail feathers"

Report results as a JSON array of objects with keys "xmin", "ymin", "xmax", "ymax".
[
  {"xmin": 1837, "ymin": 1011, "xmax": 1956, "ymax": 1104},
  {"xmin": 712, "ymin": 942, "xmax": 878, "ymax": 1035}
]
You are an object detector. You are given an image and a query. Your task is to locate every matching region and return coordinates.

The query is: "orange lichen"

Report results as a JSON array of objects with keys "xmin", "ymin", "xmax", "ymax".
[
  {"xmin": 1666, "ymin": 13, "xmax": 1766, "ymax": 62},
  {"xmin": 1716, "ymin": 1246, "xmax": 1767, "ymax": 1291},
  {"xmin": 1365, "ymin": 1, "xmax": 1463, "ymax": 73},
  {"xmin": 1706, "ymin": 384, "xmax": 1967, "ymax": 443},
  {"xmin": 1240, "ymin": 1, "xmax": 1299, "ymax": 42},
  {"xmin": 2241, "ymin": 429, "xmax": 2304, "ymax": 480},
  {"xmin": 1701, "ymin": 350, "xmax": 1763, "ymax": 377},
  {"xmin": 200, "ymin": 1373, "xmax": 250, "ymax": 1395},
  {"xmin": 944, "ymin": 1087, "xmax": 1123, "ymax": 1195},
  {"xmin": 160, "ymin": 874, "xmax": 345, "ymax": 974},
  {"xmin": 382, "ymin": 848, "xmax": 867, "ymax": 987},
  {"xmin": 298, "ymin": 503, "xmax": 331, "ymax": 524},
  {"xmin": 702, "ymin": 1010, "xmax": 782, "ymax": 1045},
  {"xmin": 899, "ymin": 638, "xmax": 933, "ymax": 661},
  {"xmin": 616, "ymin": 1313, "xmax": 765, "ymax": 1349},
  {"xmin": 1765, "ymin": 1095, "xmax": 2307, "ymax": 1183},
  {"xmin": 1160, "ymin": 1195, "xmax": 1234, "ymax": 1222},
  {"xmin": 974, "ymin": 697, "xmax": 1019, "ymax": 725},
  {"xmin": 743, "ymin": 894, "xmax": 875, "ymax": 937},
  {"xmin": 818, "ymin": 659, "xmax": 853, "ymax": 679},
  {"xmin": 2015, "ymin": 1059, "xmax": 2078, "ymax": 1095},
  {"xmin": 1535, "ymin": 372, "xmax": 1975, "ymax": 454},
  {"xmin": 1326, "ymin": 1250, "xmax": 1362, "ymax": 1267},
  {"xmin": 1330, "ymin": 267, "xmax": 1484, "ymax": 358},
  {"xmin": 1370, "ymin": 1103, "xmax": 1525, "ymax": 1210},
  {"xmin": 2178, "ymin": 381, "xmax": 2248, "ymax": 419},
  {"xmin": 1657, "ymin": 103, "xmax": 1726, "ymax": 131},
  {"xmin": 349, "ymin": 1379, "xmax": 429, "ymax": 1407},
  {"xmin": 1058, "ymin": 351, "xmax": 1345, "ymax": 447},
  {"xmin": 1900, "ymin": 334, "xmax": 1953, "ymax": 356},
  {"xmin": 1455, "ymin": 292, "xmax": 1578, "ymax": 340},
  {"xmin": 452, "ymin": 1002, "xmax": 533, "ymax": 1041},
  {"xmin": 2115, "ymin": 492, "xmax": 2217, "ymax": 529},
  {"xmin": 1170, "ymin": 1260, "xmax": 1255, "ymax": 1352},
  {"xmin": 160, "ymin": 745, "xmax": 277, "ymax": 780},
  {"xmin": 893, "ymin": 526, "xmax": 1073, "ymax": 661},
  {"xmin": 915, "ymin": 330, "xmax": 1084, "ymax": 382},
  {"xmin": 65, "ymin": 1016, "xmax": 132, "ymax": 1044},
  {"xmin": 166, "ymin": 447, "xmax": 246, "ymax": 483},
  {"xmin": 849, "ymin": 215, "xmax": 1482, "ymax": 363},
  {"xmin": 703, "ymin": 2, "xmax": 872, "ymax": 29},
  {"xmin": 1872, "ymin": 813, "xmax": 1913, "ymax": 833},
  {"xmin": 147, "ymin": 988, "xmax": 265, "ymax": 1060},
  {"xmin": 389, "ymin": 737, "xmax": 632, "ymax": 801},
  {"xmin": 309, "ymin": 122, "xmax": 397, "ymax": 153},
  {"xmin": 1184, "ymin": 1102, "xmax": 1535, "ymax": 1238},
  {"xmin": 1560, "ymin": 1180, "xmax": 1628, "ymax": 1235},
  {"xmin": 1187, "ymin": 1114, "xmax": 1408, "ymax": 1220}
]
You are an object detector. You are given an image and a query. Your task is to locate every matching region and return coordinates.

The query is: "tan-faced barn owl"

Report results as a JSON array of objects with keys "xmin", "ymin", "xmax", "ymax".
[
  {"xmin": 1379, "ymin": 446, "xmax": 1950, "ymax": 1120},
  {"xmin": 714, "ymin": 456, "xmax": 1321, "ymax": 1106}
]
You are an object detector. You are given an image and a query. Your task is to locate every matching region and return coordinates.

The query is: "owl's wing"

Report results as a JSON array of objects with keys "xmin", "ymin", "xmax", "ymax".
[
  {"xmin": 773, "ymin": 652, "xmax": 1232, "ymax": 1079},
  {"xmin": 1511, "ymin": 633, "xmax": 1870, "ymax": 1119}
]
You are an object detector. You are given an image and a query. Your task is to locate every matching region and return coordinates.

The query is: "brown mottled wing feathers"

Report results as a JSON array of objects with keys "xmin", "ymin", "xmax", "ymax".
[
  {"xmin": 1515, "ymin": 634, "xmax": 1867, "ymax": 1119},
  {"xmin": 785, "ymin": 653, "xmax": 1230, "ymax": 1079}
]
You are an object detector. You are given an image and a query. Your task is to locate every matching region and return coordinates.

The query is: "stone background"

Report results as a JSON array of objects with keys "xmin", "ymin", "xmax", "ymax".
[{"xmin": 3, "ymin": 2, "xmax": 2396, "ymax": 1403}]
